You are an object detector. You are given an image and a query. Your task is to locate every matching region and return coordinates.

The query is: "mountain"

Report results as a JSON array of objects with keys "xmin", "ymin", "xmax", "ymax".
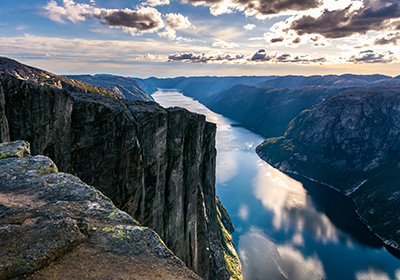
[
  {"xmin": 0, "ymin": 140, "xmax": 201, "ymax": 280},
  {"xmin": 146, "ymin": 76, "xmax": 277, "ymax": 100},
  {"xmin": 256, "ymin": 84, "xmax": 400, "ymax": 249},
  {"xmin": 202, "ymin": 84, "xmax": 349, "ymax": 138},
  {"xmin": 0, "ymin": 58, "xmax": 241, "ymax": 280},
  {"xmin": 257, "ymin": 74, "xmax": 399, "ymax": 89},
  {"xmin": 66, "ymin": 74, "xmax": 154, "ymax": 101},
  {"xmin": 0, "ymin": 57, "xmax": 117, "ymax": 98}
]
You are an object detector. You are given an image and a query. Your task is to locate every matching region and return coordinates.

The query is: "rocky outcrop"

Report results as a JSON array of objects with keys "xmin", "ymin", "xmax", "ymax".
[
  {"xmin": 256, "ymin": 84, "xmax": 400, "ymax": 250},
  {"xmin": 0, "ymin": 140, "xmax": 201, "ymax": 280},
  {"xmin": 0, "ymin": 64, "xmax": 241, "ymax": 279}
]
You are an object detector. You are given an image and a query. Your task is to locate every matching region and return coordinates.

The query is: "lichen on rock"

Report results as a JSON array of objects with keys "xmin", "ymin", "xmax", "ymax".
[{"xmin": 0, "ymin": 140, "xmax": 201, "ymax": 280}]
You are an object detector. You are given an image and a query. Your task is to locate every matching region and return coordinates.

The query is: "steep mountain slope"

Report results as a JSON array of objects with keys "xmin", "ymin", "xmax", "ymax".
[
  {"xmin": 258, "ymin": 74, "xmax": 399, "ymax": 89},
  {"xmin": 0, "ymin": 57, "xmax": 117, "ymax": 98},
  {"xmin": 0, "ymin": 140, "xmax": 201, "ymax": 280},
  {"xmin": 67, "ymin": 74, "xmax": 154, "ymax": 101},
  {"xmin": 256, "ymin": 84, "xmax": 400, "ymax": 249},
  {"xmin": 146, "ymin": 76, "xmax": 277, "ymax": 100},
  {"xmin": 202, "ymin": 85, "xmax": 348, "ymax": 138},
  {"xmin": 0, "ymin": 58, "xmax": 241, "ymax": 280}
]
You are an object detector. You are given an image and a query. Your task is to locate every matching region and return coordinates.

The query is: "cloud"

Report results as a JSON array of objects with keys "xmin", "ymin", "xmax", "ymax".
[
  {"xmin": 95, "ymin": 7, "xmax": 164, "ymax": 33},
  {"xmin": 238, "ymin": 204, "xmax": 249, "ymax": 221},
  {"xmin": 348, "ymin": 50, "xmax": 396, "ymax": 63},
  {"xmin": 238, "ymin": 227, "xmax": 326, "ymax": 280},
  {"xmin": 270, "ymin": 37, "xmax": 284, "ymax": 43},
  {"xmin": 158, "ymin": 13, "xmax": 194, "ymax": 40},
  {"xmin": 212, "ymin": 39, "xmax": 239, "ymax": 48},
  {"xmin": 182, "ymin": 0, "xmax": 321, "ymax": 17},
  {"xmin": 289, "ymin": 0, "xmax": 400, "ymax": 39},
  {"xmin": 158, "ymin": 28, "xmax": 177, "ymax": 40},
  {"xmin": 44, "ymin": 0, "xmax": 95, "ymax": 23},
  {"xmin": 356, "ymin": 268, "xmax": 391, "ymax": 280},
  {"xmin": 45, "ymin": 0, "xmax": 166, "ymax": 35},
  {"xmin": 374, "ymin": 32, "xmax": 400, "ymax": 45},
  {"xmin": 165, "ymin": 13, "xmax": 193, "ymax": 29},
  {"xmin": 168, "ymin": 52, "xmax": 246, "ymax": 63},
  {"xmin": 243, "ymin": 24, "xmax": 256, "ymax": 31},
  {"xmin": 250, "ymin": 49, "xmax": 327, "ymax": 64},
  {"xmin": 142, "ymin": 0, "xmax": 170, "ymax": 6}
]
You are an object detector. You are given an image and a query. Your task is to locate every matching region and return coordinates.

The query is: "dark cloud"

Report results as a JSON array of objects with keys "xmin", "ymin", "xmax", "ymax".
[
  {"xmin": 292, "ymin": 37, "xmax": 301, "ymax": 44},
  {"xmin": 348, "ymin": 50, "xmax": 395, "ymax": 63},
  {"xmin": 95, "ymin": 7, "xmax": 163, "ymax": 31},
  {"xmin": 270, "ymin": 37, "xmax": 284, "ymax": 43},
  {"xmin": 251, "ymin": 49, "xmax": 272, "ymax": 61},
  {"xmin": 374, "ymin": 32, "xmax": 400, "ymax": 45},
  {"xmin": 183, "ymin": 0, "xmax": 321, "ymax": 16},
  {"xmin": 234, "ymin": 0, "xmax": 321, "ymax": 16},
  {"xmin": 168, "ymin": 52, "xmax": 245, "ymax": 63},
  {"xmin": 289, "ymin": 0, "xmax": 400, "ymax": 38},
  {"xmin": 250, "ymin": 49, "xmax": 326, "ymax": 64}
]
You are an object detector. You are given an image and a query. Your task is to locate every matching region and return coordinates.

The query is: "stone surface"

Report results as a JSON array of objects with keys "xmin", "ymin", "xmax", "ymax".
[
  {"xmin": 0, "ymin": 140, "xmax": 201, "ymax": 280},
  {"xmin": 257, "ymin": 84, "xmax": 400, "ymax": 250},
  {"xmin": 0, "ymin": 58, "xmax": 241, "ymax": 280}
]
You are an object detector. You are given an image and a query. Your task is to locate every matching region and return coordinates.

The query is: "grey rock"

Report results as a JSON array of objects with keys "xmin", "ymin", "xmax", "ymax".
[{"xmin": 0, "ymin": 140, "xmax": 201, "ymax": 280}]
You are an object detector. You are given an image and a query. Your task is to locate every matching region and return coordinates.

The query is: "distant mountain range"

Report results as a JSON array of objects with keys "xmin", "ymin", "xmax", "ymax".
[
  {"xmin": 66, "ymin": 74, "xmax": 155, "ymax": 101},
  {"xmin": 146, "ymin": 76, "xmax": 277, "ymax": 100},
  {"xmin": 257, "ymin": 74, "xmax": 400, "ymax": 88}
]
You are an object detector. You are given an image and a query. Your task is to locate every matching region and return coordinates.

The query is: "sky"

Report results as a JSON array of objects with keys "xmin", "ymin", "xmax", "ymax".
[{"xmin": 0, "ymin": 0, "xmax": 399, "ymax": 77}]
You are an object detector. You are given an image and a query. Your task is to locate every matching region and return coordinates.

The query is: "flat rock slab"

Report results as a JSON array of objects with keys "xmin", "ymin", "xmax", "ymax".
[{"xmin": 0, "ymin": 140, "xmax": 200, "ymax": 280}]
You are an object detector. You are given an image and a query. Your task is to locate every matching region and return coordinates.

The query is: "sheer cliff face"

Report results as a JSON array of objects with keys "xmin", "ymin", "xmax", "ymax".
[
  {"xmin": 256, "ymin": 84, "xmax": 400, "ymax": 249},
  {"xmin": 0, "ymin": 74, "xmax": 237, "ymax": 280}
]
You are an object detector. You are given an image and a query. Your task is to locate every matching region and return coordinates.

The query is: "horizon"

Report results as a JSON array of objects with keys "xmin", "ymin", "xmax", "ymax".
[{"xmin": 1, "ymin": 0, "xmax": 399, "ymax": 77}]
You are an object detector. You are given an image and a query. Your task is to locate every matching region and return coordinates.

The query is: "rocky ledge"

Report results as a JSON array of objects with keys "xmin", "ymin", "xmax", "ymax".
[{"xmin": 0, "ymin": 140, "xmax": 201, "ymax": 280}]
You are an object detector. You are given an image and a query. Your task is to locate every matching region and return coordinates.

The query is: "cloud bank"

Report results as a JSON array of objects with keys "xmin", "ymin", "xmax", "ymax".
[{"xmin": 45, "ymin": 0, "xmax": 193, "ymax": 37}]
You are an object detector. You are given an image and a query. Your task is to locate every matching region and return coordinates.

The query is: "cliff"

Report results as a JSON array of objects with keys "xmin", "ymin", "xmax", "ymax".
[
  {"xmin": 256, "ymin": 84, "xmax": 400, "ymax": 249},
  {"xmin": 0, "ymin": 59, "xmax": 241, "ymax": 280},
  {"xmin": 0, "ymin": 140, "xmax": 201, "ymax": 280}
]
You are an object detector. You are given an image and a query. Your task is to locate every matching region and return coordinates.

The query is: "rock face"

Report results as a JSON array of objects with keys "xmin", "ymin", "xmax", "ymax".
[
  {"xmin": 256, "ymin": 84, "xmax": 400, "ymax": 250},
  {"xmin": 0, "ymin": 61, "xmax": 241, "ymax": 279},
  {"xmin": 0, "ymin": 140, "xmax": 201, "ymax": 280}
]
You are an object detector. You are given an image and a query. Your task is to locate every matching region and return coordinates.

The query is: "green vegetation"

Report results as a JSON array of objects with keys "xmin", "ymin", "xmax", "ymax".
[{"xmin": 217, "ymin": 209, "xmax": 242, "ymax": 280}]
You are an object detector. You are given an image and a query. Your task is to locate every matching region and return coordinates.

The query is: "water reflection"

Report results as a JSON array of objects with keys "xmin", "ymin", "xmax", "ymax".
[
  {"xmin": 239, "ymin": 227, "xmax": 325, "ymax": 280},
  {"xmin": 252, "ymin": 160, "xmax": 341, "ymax": 244}
]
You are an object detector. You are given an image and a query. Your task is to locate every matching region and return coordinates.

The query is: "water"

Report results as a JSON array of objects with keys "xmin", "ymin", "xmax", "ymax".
[{"xmin": 152, "ymin": 90, "xmax": 400, "ymax": 280}]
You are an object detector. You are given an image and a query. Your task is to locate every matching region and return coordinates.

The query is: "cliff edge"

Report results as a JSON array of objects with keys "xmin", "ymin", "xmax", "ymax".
[
  {"xmin": 0, "ymin": 57, "xmax": 241, "ymax": 280},
  {"xmin": 0, "ymin": 140, "xmax": 201, "ymax": 280}
]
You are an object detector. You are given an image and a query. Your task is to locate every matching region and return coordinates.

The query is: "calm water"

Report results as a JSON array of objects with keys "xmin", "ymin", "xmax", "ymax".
[{"xmin": 152, "ymin": 90, "xmax": 400, "ymax": 280}]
